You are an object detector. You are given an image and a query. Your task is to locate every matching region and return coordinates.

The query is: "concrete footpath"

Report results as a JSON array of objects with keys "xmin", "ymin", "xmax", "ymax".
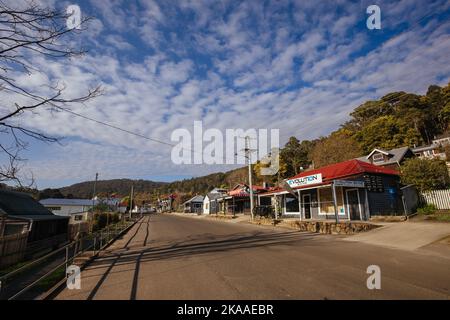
[{"xmin": 343, "ymin": 221, "xmax": 450, "ymax": 252}]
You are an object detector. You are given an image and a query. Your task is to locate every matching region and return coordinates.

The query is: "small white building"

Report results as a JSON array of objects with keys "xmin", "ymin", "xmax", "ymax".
[
  {"xmin": 203, "ymin": 188, "xmax": 228, "ymax": 215},
  {"xmin": 39, "ymin": 198, "xmax": 95, "ymax": 222}
]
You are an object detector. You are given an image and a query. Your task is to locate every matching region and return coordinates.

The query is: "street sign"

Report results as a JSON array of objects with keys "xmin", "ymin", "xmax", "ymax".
[{"xmin": 333, "ymin": 179, "xmax": 365, "ymax": 188}]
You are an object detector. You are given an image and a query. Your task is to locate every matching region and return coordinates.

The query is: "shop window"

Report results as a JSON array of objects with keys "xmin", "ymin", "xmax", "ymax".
[
  {"xmin": 319, "ymin": 187, "xmax": 345, "ymax": 215},
  {"xmin": 319, "ymin": 188, "xmax": 334, "ymax": 214},
  {"xmin": 285, "ymin": 194, "xmax": 299, "ymax": 213}
]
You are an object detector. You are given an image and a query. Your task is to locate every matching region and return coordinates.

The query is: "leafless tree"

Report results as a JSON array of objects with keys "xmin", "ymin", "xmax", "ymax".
[{"xmin": 0, "ymin": 0, "xmax": 101, "ymax": 186}]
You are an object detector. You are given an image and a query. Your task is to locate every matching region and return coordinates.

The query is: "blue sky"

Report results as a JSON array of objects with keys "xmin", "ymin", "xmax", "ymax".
[{"xmin": 1, "ymin": 0, "xmax": 450, "ymax": 189}]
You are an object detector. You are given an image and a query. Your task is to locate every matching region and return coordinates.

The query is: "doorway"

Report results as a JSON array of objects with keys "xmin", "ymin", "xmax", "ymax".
[
  {"xmin": 346, "ymin": 189, "xmax": 361, "ymax": 220},
  {"xmin": 302, "ymin": 194, "xmax": 312, "ymax": 219}
]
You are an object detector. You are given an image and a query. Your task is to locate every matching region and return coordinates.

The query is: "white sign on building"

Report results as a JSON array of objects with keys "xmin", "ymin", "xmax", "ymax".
[
  {"xmin": 285, "ymin": 173, "xmax": 322, "ymax": 188},
  {"xmin": 333, "ymin": 180, "xmax": 365, "ymax": 188}
]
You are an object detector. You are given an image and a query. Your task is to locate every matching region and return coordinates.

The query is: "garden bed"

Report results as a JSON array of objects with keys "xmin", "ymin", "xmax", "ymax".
[{"xmin": 412, "ymin": 210, "xmax": 450, "ymax": 222}]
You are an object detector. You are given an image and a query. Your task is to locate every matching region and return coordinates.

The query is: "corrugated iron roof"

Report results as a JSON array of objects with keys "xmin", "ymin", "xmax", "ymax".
[
  {"xmin": 0, "ymin": 190, "xmax": 56, "ymax": 217},
  {"xmin": 183, "ymin": 195, "xmax": 204, "ymax": 204},
  {"xmin": 259, "ymin": 159, "xmax": 399, "ymax": 196},
  {"xmin": 289, "ymin": 159, "xmax": 398, "ymax": 183},
  {"xmin": 39, "ymin": 198, "xmax": 95, "ymax": 206}
]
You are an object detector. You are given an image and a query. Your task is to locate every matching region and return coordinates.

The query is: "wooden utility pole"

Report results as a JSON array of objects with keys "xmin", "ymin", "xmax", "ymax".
[
  {"xmin": 90, "ymin": 173, "xmax": 98, "ymax": 233},
  {"xmin": 245, "ymin": 136, "xmax": 255, "ymax": 220},
  {"xmin": 129, "ymin": 185, "xmax": 134, "ymax": 220}
]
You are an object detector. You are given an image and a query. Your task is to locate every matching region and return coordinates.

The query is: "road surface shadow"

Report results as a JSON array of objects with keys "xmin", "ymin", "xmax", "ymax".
[{"xmin": 82, "ymin": 230, "xmax": 322, "ymax": 299}]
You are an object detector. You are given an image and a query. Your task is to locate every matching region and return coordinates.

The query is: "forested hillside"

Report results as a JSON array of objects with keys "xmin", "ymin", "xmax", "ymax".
[
  {"xmin": 52, "ymin": 167, "xmax": 252, "ymax": 199},
  {"xmin": 59, "ymin": 179, "xmax": 168, "ymax": 199},
  {"xmin": 271, "ymin": 83, "xmax": 450, "ymax": 181}
]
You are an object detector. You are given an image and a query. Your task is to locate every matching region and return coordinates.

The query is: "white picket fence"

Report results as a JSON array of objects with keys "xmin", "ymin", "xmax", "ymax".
[{"xmin": 420, "ymin": 189, "xmax": 450, "ymax": 209}]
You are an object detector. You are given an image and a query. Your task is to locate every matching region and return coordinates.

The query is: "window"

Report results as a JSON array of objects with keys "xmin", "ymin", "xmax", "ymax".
[
  {"xmin": 74, "ymin": 215, "xmax": 83, "ymax": 221},
  {"xmin": 46, "ymin": 206, "xmax": 61, "ymax": 211},
  {"xmin": 319, "ymin": 188, "xmax": 333, "ymax": 214},
  {"xmin": 285, "ymin": 194, "xmax": 299, "ymax": 213},
  {"xmin": 372, "ymin": 153, "xmax": 385, "ymax": 163},
  {"xmin": 319, "ymin": 187, "xmax": 345, "ymax": 215}
]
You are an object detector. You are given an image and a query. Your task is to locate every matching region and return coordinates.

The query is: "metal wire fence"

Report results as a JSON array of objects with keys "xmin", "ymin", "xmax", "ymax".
[{"xmin": 0, "ymin": 217, "xmax": 140, "ymax": 300}]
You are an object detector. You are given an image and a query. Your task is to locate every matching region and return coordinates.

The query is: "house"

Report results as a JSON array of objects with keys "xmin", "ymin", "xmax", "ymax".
[
  {"xmin": 203, "ymin": 188, "xmax": 228, "ymax": 215},
  {"xmin": 182, "ymin": 195, "xmax": 204, "ymax": 213},
  {"xmin": 357, "ymin": 146, "xmax": 415, "ymax": 170},
  {"xmin": 412, "ymin": 144, "xmax": 447, "ymax": 160},
  {"xmin": 219, "ymin": 184, "xmax": 268, "ymax": 215},
  {"xmin": 0, "ymin": 189, "xmax": 69, "ymax": 257},
  {"xmin": 433, "ymin": 133, "xmax": 450, "ymax": 146},
  {"xmin": 412, "ymin": 134, "xmax": 450, "ymax": 161},
  {"xmin": 258, "ymin": 159, "xmax": 404, "ymax": 221},
  {"xmin": 39, "ymin": 198, "xmax": 95, "ymax": 223},
  {"xmin": 157, "ymin": 194, "xmax": 176, "ymax": 212}
]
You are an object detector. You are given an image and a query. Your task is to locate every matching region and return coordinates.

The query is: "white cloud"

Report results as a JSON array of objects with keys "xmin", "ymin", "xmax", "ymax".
[{"xmin": 1, "ymin": 0, "xmax": 449, "ymax": 187}]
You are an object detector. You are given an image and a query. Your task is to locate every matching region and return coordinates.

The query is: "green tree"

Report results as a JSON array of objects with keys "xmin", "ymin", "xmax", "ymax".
[
  {"xmin": 310, "ymin": 130, "xmax": 363, "ymax": 168},
  {"xmin": 445, "ymin": 145, "xmax": 450, "ymax": 160},
  {"xmin": 280, "ymin": 137, "xmax": 314, "ymax": 176},
  {"xmin": 355, "ymin": 115, "xmax": 422, "ymax": 153},
  {"xmin": 37, "ymin": 188, "xmax": 65, "ymax": 200},
  {"xmin": 400, "ymin": 158, "xmax": 450, "ymax": 191}
]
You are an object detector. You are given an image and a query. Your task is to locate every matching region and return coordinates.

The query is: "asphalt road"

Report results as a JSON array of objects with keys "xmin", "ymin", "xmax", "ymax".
[{"xmin": 55, "ymin": 214, "xmax": 450, "ymax": 300}]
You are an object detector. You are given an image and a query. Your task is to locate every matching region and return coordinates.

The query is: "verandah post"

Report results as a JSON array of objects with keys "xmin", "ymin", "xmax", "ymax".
[
  {"xmin": 298, "ymin": 190, "xmax": 302, "ymax": 221},
  {"xmin": 332, "ymin": 182, "xmax": 339, "ymax": 223}
]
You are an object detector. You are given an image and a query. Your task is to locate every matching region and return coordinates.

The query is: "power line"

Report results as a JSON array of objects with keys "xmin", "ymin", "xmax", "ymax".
[
  {"xmin": 55, "ymin": 106, "xmax": 254, "ymax": 161},
  {"xmin": 3, "ymin": 6, "xmax": 446, "ymax": 159}
]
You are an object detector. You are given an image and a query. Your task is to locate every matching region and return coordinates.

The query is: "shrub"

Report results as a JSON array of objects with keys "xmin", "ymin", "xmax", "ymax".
[
  {"xmin": 417, "ymin": 204, "xmax": 437, "ymax": 215},
  {"xmin": 401, "ymin": 158, "xmax": 450, "ymax": 192},
  {"xmin": 92, "ymin": 212, "xmax": 120, "ymax": 231}
]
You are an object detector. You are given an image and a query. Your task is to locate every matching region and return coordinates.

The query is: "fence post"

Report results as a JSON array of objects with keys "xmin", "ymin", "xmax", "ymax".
[
  {"xmin": 65, "ymin": 246, "xmax": 69, "ymax": 271},
  {"xmin": 93, "ymin": 237, "xmax": 96, "ymax": 256},
  {"xmin": 420, "ymin": 189, "xmax": 450, "ymax": 210}
]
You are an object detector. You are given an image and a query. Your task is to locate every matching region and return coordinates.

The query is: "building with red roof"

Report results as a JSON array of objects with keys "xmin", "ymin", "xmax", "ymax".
[
  {"xmin": 258, "ymin": 159, "xmax": 404, "ymax": 221},
  {"xmin": 218, "ymin": 184, "xmax": 268, "ymax": 215}
]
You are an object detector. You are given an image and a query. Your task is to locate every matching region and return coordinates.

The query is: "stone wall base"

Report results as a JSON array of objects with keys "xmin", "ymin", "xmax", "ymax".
[
  {"xmin": 251, "ymin": 219, "xmax": 380, "ymax": 234},
  {"xmin": 287, "ymin": 220, "xmax": 379, "ymax": 234}
]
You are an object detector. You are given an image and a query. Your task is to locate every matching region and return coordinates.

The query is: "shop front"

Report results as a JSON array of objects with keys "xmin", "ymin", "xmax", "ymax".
[{"xmin": 258, "ymin": 159, "xmax": 404, "ymax": 221}]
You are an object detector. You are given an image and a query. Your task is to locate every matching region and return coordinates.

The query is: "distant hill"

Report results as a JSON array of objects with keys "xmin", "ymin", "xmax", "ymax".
[
  {"xmin": 57, "ymin": 167, "xmax": 255, "ymax": 199},
  {"xmin": 59, "ymin": 179, "xmax": 167, "ymax": 198}
]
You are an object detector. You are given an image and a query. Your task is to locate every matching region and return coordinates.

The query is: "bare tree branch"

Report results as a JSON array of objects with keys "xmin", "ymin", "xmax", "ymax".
[{"xmin": 0, "ymin": 0, "xmax": 101, "ymax": 186}]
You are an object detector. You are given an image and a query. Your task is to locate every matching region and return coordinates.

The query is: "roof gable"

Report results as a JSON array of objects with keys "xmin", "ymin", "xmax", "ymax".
[
  {"xmin": 367, "ymin": 148, "xmax": 391, "ymax": 158},
  {"xmin": 183, "ymin": 195, "xmax": 204, "ymax": 204}
]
